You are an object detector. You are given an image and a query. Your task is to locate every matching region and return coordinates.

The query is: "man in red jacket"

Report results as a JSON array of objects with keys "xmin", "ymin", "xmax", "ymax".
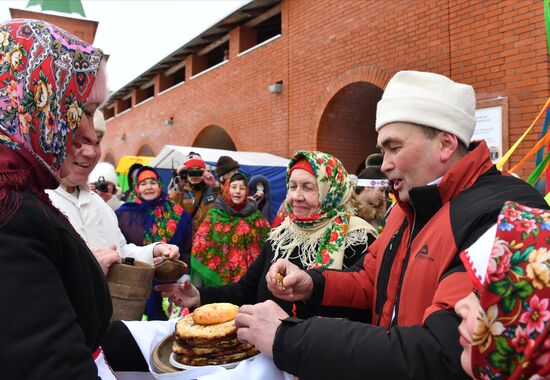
[{"xmin": 235, "ymin": 71, "xmax": 547, "ymax": 380}]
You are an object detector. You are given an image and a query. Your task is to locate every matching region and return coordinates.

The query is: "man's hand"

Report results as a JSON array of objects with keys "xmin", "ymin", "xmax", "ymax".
[
  {"xmin": 153, "ymin": 243, "xmax": 179, "ymax": 264},
  {"xmin": 91, "ymin": 245, "xmax": 121, "ymax": 275},
  {"xmin": 266, "ymin": 259, "xmax": 314, "ymax": 301},
  {"xmin": 235, "ymin": 300, "xmax": 289, "ymax": 358},
  {"xmin": 155, "ymin": 280, "xmax": 200, "ymax": 308},
  {"xmin": 202, "ymin": 170, "xmax": 220, "ymax": 188}
]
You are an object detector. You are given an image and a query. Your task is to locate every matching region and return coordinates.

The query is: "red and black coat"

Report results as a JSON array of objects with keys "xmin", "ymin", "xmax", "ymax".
[{"xmin": 273, "ymin": 141, "xmax": 548, "ymax": 380}]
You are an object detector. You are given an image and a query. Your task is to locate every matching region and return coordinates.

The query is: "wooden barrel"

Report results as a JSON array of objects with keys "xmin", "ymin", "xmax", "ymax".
[{"xmin": 106, "ymin": 260, "xmax": 155, "ymax": 321}]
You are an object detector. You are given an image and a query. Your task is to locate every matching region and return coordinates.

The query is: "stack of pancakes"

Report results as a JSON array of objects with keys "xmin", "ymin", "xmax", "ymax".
[{"xmin": 172, "ymin": 303, "xmax": 258, "ymax": 366}]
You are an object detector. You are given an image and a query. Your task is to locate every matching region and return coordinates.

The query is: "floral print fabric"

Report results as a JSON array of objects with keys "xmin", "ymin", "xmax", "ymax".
[
  {"xmin": 468, "ymin": 202, "xmax": 550, "ymax": 379},
  {"xmin": 269, "ymin": 151, "xmax": 373, "ymax": 269},
  {"xmin": 191, "ymin": 203, "xmax": 270, "ymax": 286},
  {"xmin": 0, "ymin": 19, "xmax": 103, "ymax": 173}
]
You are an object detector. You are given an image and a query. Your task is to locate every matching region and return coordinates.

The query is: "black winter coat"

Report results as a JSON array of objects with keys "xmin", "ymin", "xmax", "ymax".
[{"xmin": 0, "ymin": 190, "xmax": 112, "ymax": 379}]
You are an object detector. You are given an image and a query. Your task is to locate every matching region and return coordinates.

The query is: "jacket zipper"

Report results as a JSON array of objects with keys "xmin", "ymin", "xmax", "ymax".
[
  {"xmin": 388, "ymin": 209, "xmax": 416, "ymax": 330},
  {"xmin": 374, "ymin": 220, "xmax": 408, "ymax": 326}
]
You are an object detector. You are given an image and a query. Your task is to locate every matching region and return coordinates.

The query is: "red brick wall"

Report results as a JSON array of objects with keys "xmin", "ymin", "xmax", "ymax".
[
  {"xmin": 102, "ymin": 0, "xmax": 549, "ymax": 178},
  {"xmin": 9, "ymin": 8, "xmax": 98, "ymax": 44}
]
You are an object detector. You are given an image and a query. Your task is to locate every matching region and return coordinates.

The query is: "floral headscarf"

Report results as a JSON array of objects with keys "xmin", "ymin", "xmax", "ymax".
[
  {"xmin": 191, "ymin": 172, "xmax": 271, "ymax": 286},
  {"xmin": 0, "ymin": 19, "xmax": 103, "ymax": 172},
  {"xmin": 0, "ymin": 19, "xmax": 103, "ymax": 228},
  {"xmin": 269, "ymin": 151, "xmax": 374, "ymax": 269},
  {"xmin": 221, "ymin": 171, "xmax": 249, "ymax": 210},
  {"xmin": 460, "ymin": 201, "xmax": 550, "ymax": 379}
]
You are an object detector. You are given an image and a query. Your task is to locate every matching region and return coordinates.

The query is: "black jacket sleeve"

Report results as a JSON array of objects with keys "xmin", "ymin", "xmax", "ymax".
[{"xmin": 273, "ymin": 310, "xmax": 468, "ymax": 380}]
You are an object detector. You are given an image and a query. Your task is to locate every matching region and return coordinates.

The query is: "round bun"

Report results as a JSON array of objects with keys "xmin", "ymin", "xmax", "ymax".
[
  {"xmin": 192, "ymin": 303, "xmax": 239, "ymax": 325},
  {"xmin": 176, "ymin": 314, "xmax": 236, "ymax": 340}
]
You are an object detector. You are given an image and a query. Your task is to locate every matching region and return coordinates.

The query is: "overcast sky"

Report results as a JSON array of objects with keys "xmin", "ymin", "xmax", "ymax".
[{"xmin": 1, "ymin": 0, "xmax": 250, "ymax": 91}]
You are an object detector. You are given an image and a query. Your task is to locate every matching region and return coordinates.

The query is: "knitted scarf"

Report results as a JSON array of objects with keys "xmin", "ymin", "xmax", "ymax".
[
  {"xmin": 269, "ymin": 151, "xmax": 374, "ymax": 269},
  {"xmin": 0, "ymin": 19, "xmax": 103, "ymax": 227},
  {"xmin": 460, "ymin": 201, "xmax": 550, "ymax": 379}
]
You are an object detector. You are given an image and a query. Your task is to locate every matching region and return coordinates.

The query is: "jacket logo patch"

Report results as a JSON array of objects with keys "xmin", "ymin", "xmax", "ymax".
[
  {"xmin": 205, "ymin": 195, "xmax": 215, "ymax": 204},
  {"xmin": 414, "ymin": 244, "xmax": 434, "ymax": 262}
]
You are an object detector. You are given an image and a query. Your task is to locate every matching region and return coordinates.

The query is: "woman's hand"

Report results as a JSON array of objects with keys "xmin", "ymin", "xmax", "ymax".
[
  {"xmin": 153, "ymin": 243, "xmax": 179, "ymax": 263},
  {"xmin": 266, "ymin": 259, "xmax": 314, "ymax": 301},
  {"xmin": 155, "ymin": 280, "xmax": 200, "ymax": 308}
]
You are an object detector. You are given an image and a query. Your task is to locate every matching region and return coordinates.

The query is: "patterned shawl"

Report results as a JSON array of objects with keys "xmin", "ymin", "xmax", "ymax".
[
  {"xmin": 0, "ymin": 19, "xmax": 103, "ymax": 227},
  {"xmin": 191, "ymin": 178, "xmax": 270, "ymax": 286},
  {"xmin": 269, "ymin": 151, "xmax": 375, "ymax": 269},
  {"xmin": 460, "ymin": 201, "xmax": 550, "ymax": 379}
]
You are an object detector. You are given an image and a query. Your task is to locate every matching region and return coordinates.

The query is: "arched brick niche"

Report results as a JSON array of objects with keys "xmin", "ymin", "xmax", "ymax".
[
  {"xmin": 312, "ymin": 65, "xmax": 389, "ymax": 174},
  {"xmin": 192, "ymin": 125, "xmax": 237, "ymax": 151}
]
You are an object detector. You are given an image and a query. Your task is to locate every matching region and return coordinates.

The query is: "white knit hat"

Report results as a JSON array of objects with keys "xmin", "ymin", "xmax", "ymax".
[
  {"xmin": 89, "ymin": 162, "xmax": 118, "ymax": 186},
  {"xmin": 376, "ymin": 71, "xmax": 476, "ymax": 146},
  {"xmin": 93, "ymin": 109, "xmax": 106, "ymax": 135}
]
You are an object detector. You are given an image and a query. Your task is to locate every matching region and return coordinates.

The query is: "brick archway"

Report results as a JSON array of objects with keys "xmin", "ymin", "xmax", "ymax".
[
  {"xmin": 136, "ymin": 144, "xmax": 155, "ymax": 156},
  {"xmin": 311, "ymin": 65, "xmax": 390, "ymax": 174},
  {"xmin": 103, "ymin": 152, "xmax": 116, "ymax": 166},
  {"xmin": 192, "ymin": 125, "xmax": 237, "ymax": 151}
]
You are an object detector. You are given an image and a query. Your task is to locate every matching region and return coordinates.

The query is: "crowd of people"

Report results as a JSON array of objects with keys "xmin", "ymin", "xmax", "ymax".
[{"xmin": 0, "ymin": 17, "xmax": 548, "ymax": 380}]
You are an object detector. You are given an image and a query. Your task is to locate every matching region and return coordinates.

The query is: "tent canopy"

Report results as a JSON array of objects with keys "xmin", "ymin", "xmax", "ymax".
[
  {"xmin": 115, "ymin": 156, "xmax": 155, "ymax": 192},
  {"xmin": 150, "ymin": 145, "xmax": 289, "ymax": 170},
  {"xmin": 115, "ymin": 156, "xmax": 155, "ymax": 174},
  {"xmin": 149, "ymin": 146, "xmax": 290, "ymax": 222}
]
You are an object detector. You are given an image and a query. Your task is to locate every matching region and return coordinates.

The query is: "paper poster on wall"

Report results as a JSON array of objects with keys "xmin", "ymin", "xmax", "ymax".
[{"xmin": 473, "ymin": 105, "xmax": 503, "ymax": 162}]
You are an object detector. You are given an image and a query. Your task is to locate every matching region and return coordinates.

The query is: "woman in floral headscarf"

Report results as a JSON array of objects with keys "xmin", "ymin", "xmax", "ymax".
[
  {"xmin": 0, "ymin": 19, "xmax": 113, "ymax": 378},
  {"xmin": 116, "ymin": 166, "xmax": 192, "ymax": 320},
  {"xmin": 157, "ymin": 151, "xmax": 376, "ymax": 320},
  {"xmin": 191, "ymin": 171, "xmax": 271, "ymax": 286},
  {"xmin": 455, "ymin": 201, "xmax": 549, "ymax": 379}
]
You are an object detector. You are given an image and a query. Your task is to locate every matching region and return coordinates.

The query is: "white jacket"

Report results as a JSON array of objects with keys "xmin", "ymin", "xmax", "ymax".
[{"xmin": 47, "ymin": 185, "xmax": 155, "ymax": 265}]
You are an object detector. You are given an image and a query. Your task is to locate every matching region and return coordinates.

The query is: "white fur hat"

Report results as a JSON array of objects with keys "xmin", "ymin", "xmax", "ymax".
[
  {"xmin": 89, "ymin": 162, "xmax": 118, "ymax": 186},
  {"xmin": 375, "ymin": 71, "xmax": 476, "ymax": 146},
  {"xmin": 94, "ymin": 109, "xmax": 106, "ymax": 135}
]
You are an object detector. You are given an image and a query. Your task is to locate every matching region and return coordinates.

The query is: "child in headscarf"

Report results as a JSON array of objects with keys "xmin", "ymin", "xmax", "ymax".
[
  {"xmin": 157, "ymin": 151, "xmax": 376, "ymax": 320},
  {"xmin": 455, "ymin": 201, "xmax": 549, "ymax": 379},
  {"xmin": 0, "ymin": 19, "xmax": 114, "ymax": 378},
  {"xmin": 191, "ymin": 171, "xmax": 271, "ymax": 286},
  {"xmin": 116, "ymin": 166, "xmax": 192, "ymax": 320}
]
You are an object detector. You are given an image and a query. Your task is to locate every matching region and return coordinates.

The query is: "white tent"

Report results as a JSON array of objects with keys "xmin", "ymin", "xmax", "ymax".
[{"xmin": 149, "ymin": 145, "xmax": 289, "ymax": 170}]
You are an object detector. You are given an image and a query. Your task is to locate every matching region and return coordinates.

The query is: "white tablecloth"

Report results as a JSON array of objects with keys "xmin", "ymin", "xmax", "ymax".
[{"xmin": 115, "ymin": 320, "xmax": 293, "ymax": 380}]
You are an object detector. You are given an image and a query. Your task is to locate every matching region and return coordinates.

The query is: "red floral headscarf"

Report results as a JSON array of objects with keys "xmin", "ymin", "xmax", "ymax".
[
  {"xmin": 460, "ymin": 201, "xmax": 550, "ymax": 379},
  {"xmin": 0, "ymin": 19, "xmax": 103, "ymax": 172},
  {"xmin": 0, "ymin": 19, "xmax": 103, "ymax": 227}
]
